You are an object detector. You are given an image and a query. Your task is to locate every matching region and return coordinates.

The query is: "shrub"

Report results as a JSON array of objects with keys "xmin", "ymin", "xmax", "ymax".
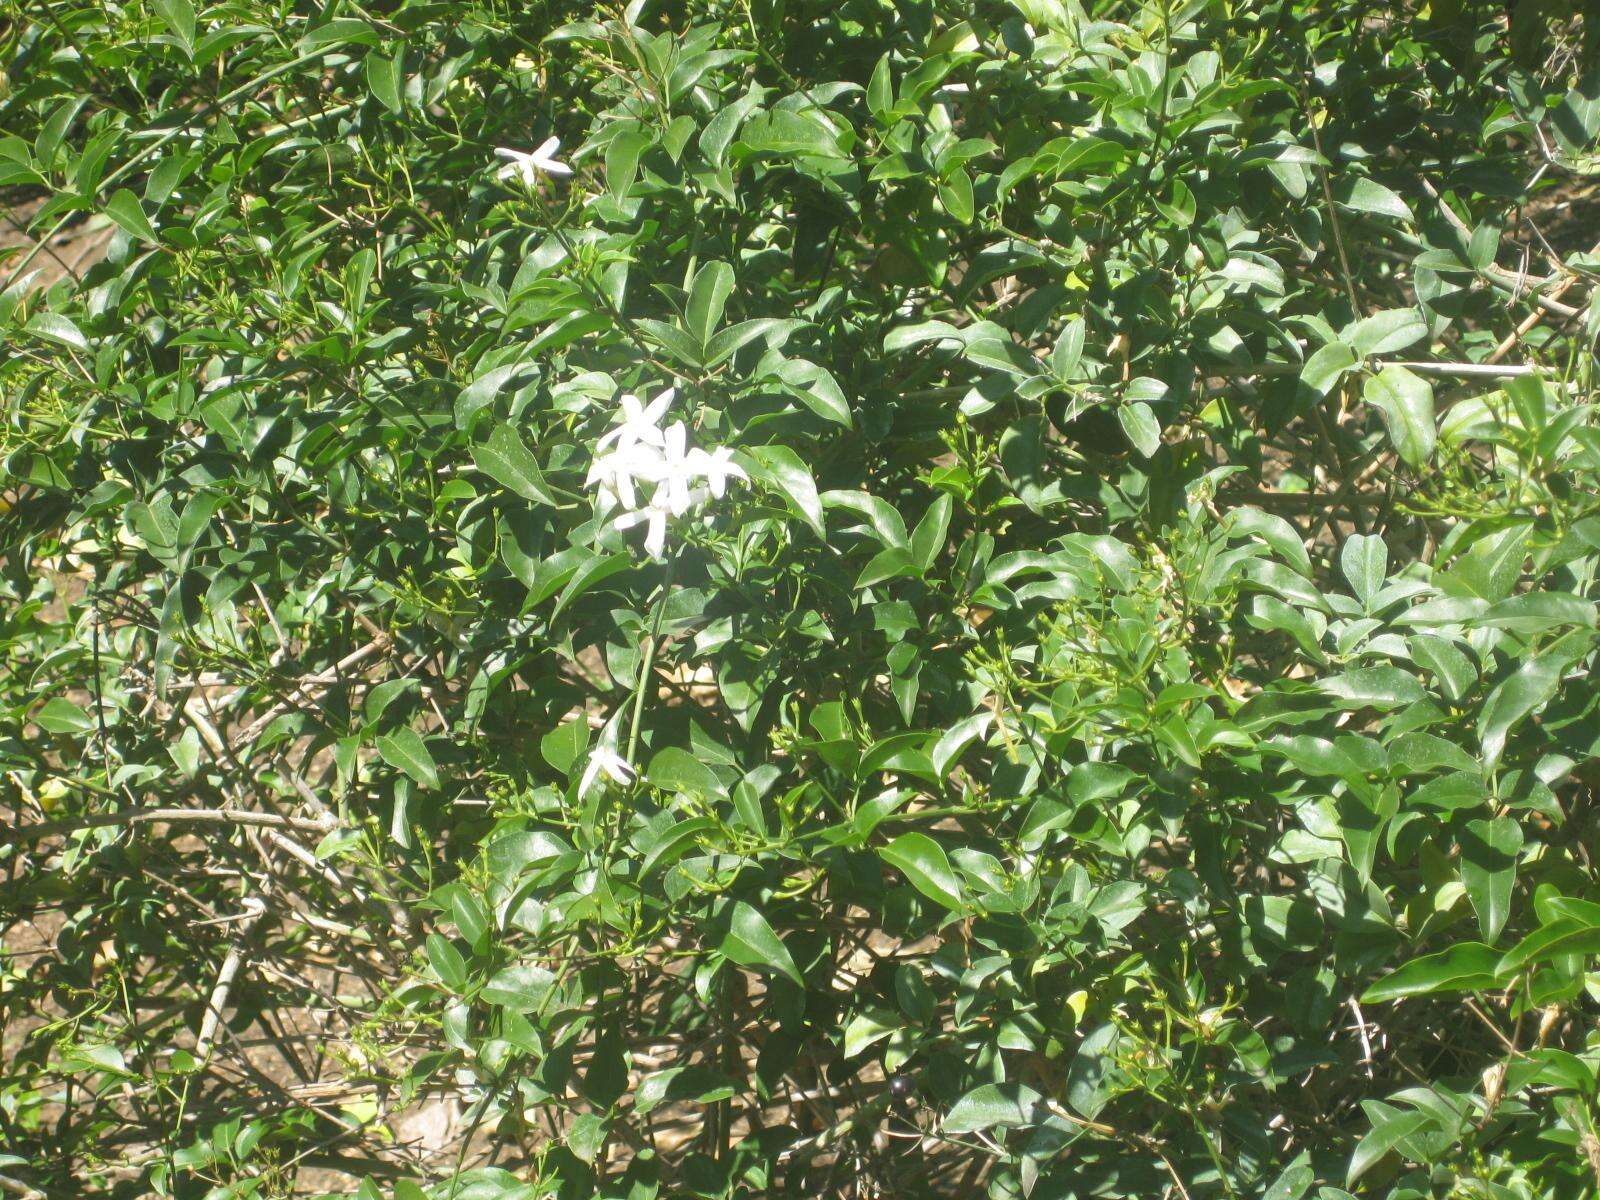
[{"xmin": 3, "ymin": 1, "xmax": 1600, "ymax": 1197}]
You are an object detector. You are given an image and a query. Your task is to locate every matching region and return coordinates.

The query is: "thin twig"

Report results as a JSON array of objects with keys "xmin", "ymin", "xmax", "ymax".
[
  {"xmin": 195, "ymin": 897, "xmax": 266, "ymax": 1061},
  {"xmin": 3, "ymin": 806, "xmax": 338, "ymax": 845},
  {"xmin": 1346, "ymin": 996, "xmax": 1375, "ymax": 1078},
  {"xmin": 1299, "ymin": 81, "xmax": 1362, "ymax": 318},
  {"xmin": 0, "ymin": 1172, "xmax": 47, "ymax": 1199}
]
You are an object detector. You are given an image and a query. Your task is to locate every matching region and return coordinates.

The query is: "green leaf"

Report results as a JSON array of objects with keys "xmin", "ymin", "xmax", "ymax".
[
  {"xmin": 1340, "ymin": 177, "xmax": 1414, "ymax": 223},
  {"xmin": 686, "ymin": 260, "xmax": 734, "ymax": 347},
  {"xmin": 605, "ymin": 127, "xmax": 651, "ymax": 198},
  {"xmin": 1227, "ymin": 507, "xmax": 1312, "ymax": 577},
  {"xmin": 1361, "ymin": 943, "xmax": 1502, "ymax": 1002},
  {"xmin": 1340, "ymin": 533, "xmax": 1387, "ymax": 609},
  {"xmin": 473, "ymin": 424, "xmax": 560, "ymax": 506},
  {"xmin": 366, "ymin": 51, "xmax": 404, "ymax": 113},
  {"xmin": 297, "ymin": 17, "xmax": 379, "ymax": 51},
  {"xmin": 931, "ymin": 712, "xmax": 991, "ymax": 777},
  {"xmin": 449, "ymin": 890, "xmax": 489, "ymax": 950},
  {"xmin": 566, "ymin": 1112, "xmax": 608, "ymax": 1163},
  {"xmin": 1410, "ymin": 634, "xmax": 1476, "ymax": 701},
  {"xmin": 1552, "ymin": 68, "xmax": 1600, "ymax": 156},
  {"xmin": 1301, "ymin": 340, "xmax": 1357, "ymax": 394},
  {"xmin": 1051, "ymin": 318, "xmax": 1085, "ymax": 379},
  {"xmin": 153, "ymin": 0, "xmax": 196, "ymax": 51},
  {"xmin": 1065, "ymin": 1022, "xmax": 1121, "ymax": 1117},
  {"xmin": 376, "ymin": 728, "xmax": 439, "ymax": 790},
  {"xmin": 1479, "ymin": 654, "xmax": 1565, "ymax": 770},
  {"xmin": 639, "ymin": 817, "xmax": 713, "ymax": 878},
  {"xmin": 25, "ymin": 312, "xmax": 88, "ymax": 352},
  {"xmin": 481, "ymin": 963, "xmax": 556, "ymax": 1012},
  {"xmin": 741, "ymin": 108, "xmax": 848, "ymax": 159},
  {"xmin": 909, "ymin": 494, "xmax": 952, "ymax": 572},
  {"xmin": 550, "ymin": 552, "xmax": 630, "ymax": 620},
  {"xmin": 540, "ymin": 719, "xmax": 589, "ymax": 776},
  {"xmin": 577, "ymin": 1023, "xmax": 628, "ymax": 1112},
  {"xmin": 884, "ymin": 320, "xmax": 964, "ymax": 354},
  {"xmin": 767, "ymin": 357, "xmax": 852, "ymax": 427},
  {"xmin": 1346, "ymin": 308, "xmax": 1428, "ymax": 357},
  {"xmin": 744, "ymin": 445, "xmax": 824, "ymax": 535},
  {"xmin": 939, "ymin": 169, "xmax": 975, "ymax": 224},
  {"xmin": 647, "ymin": 746, "xmax": 725, "ymax": 798},
  {"xmin": 35, "ymin": 697, "xmax": 95, "ymax": 735},
  {"xmin": 635, "ymin": 1066, "xmax": 735, "ymax": 1115},
  {"xmin": 1347, "ymin": 1110, "xmax": 1431, "ymax": 1185},
  {"xmin": 1117, "ymin": 401, "xmax": 1161, "ymax": 457},
  {"xmin": 1363, "ymin": 366, "xmax": 1436, "ymax": 467},
  {"xmin": 1407, "ymin": 771, "xmax": 1488, "ymax": 812},
  {"xmin": 1476, "ymin": 592, "xmax": 1597, "ymax": 634},
  {"xmin": 879, "ymin": 833, "xmax": 965, "ymax": 912},
  {"xmin": 425, "ymin": 933, "xmax": 467, "ymax": 990},
  {"xmin": 1319, "ymin": 665, "xmax": 1425, "ymax": 709},
  {"xmin": 1262, "ymin": 1156, "xmax": 1315, "ymax": 1200},
  {"xmin": 704, "ymin": 317, "xmax": 807, "ymax": 368},
  {"xmin": 1460, "ymin": 817, "xmax": 1522, "ymax": 943},
  {"xmin": 1497, "ymin": 917, "xmax": 1600, "ymax": 976},
  {"xmin": 867, "ymin": 54, "xmax": 894, "ymax": 120},
  {"xmin": 944, "ymin": 1082, "xmax": 1043, "ymax": 1133},
  {"xmin": 718, "ymin": 900, "xmax": 802, "ymax": 985},
  {"xmin": 455, "ymin": 362, "xmax": 530, "ymax": 428}
]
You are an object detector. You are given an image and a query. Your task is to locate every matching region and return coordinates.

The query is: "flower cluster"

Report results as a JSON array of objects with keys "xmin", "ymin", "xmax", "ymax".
[{"xmin": 585, "ymin": 387, "xmax": 746, "ymax": 557}]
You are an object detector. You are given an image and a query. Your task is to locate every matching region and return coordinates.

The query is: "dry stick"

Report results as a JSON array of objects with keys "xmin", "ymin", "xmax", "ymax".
[
  {"xmin": 1418, "ymin": 176, "xmax": 1586, "ymax": 319},
  {"xmin": 1484, "ymin": 234, "xmax": 1600, "ymax": 365},
  {"xmin": 1484, "ymin": 271, "xmax": 1585, "ymax": 319},
  {"xmin": 251, "ymin": 830, "xmax": 362, "ymax": 939},
  {"xmin": 231, "ymin": 634, "xmax": 390, "ymax": 743},
  {"xmin": 1346, "ymin": 996, "xmax": 1375, "ymax": 1079},
  {"xmin": 1485, "ymin": 277, "xmax": 1583, "ymax": 364},
  {"xmin": 282, "ymin": 766, "xmax": 414, "ymax": 944},
  {"xmin": 0, "ymin": 1173, "xmax": 47, "ymax": 1200},
  {"xmin": 195, "ymin": 896, "xmax": 266, "ymax": 1061},
  {"xmin": 3, "ymin": 806, "xmax": 338, "ymax": 845}
]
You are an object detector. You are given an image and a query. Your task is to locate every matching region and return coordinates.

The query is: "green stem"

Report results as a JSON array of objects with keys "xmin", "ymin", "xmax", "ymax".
[{"xmin": 626, "ymin": 559, "xmax": 674, "ymax": 767}]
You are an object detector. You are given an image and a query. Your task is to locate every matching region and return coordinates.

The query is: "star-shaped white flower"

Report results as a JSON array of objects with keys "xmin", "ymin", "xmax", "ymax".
[
  {"xmin": 585, "ymin": 440, "xmax": 665, "ymax": 513},
  {"xmin": 684, "ymin": 444, "xmax": 747, "ymax": 499},
  {"xmin": 612, "ymin": 498, "xmax": 672, "ymax": 559},
  {"xmin": 495, "ymin": 136, "xmax": 573, "ymax": 186},
  {"xmin": 596, "ymin": 388, "xmax": 674, "ymax": 455},
  {"xmin": 578, "ymin": 747, "xmax": 635, "ymax": 797},
  {"xmin": 652, "ymin": 422, "xmax": 702, "ymax": 518}
]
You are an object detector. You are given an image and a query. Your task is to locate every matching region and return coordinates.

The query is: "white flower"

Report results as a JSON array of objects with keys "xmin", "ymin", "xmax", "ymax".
[
  {"xmin": 684, "ymin": 444, "xmax": 747, "ymax": 499},
  {"xmin": 586, "ymin": 440, "xmax": 664, "ymax": 513},
  {"xmin": 584, "ymin": 389, "xmax": 746, "ymax": 558},
  {"xmin": 596, "ymin": 388, "xmax": 673, "ymax": 455},
  {"xmin": 579, "ymin": 747, "xmax": 635, "ymax": 797},
  {"xmin": 653, "ymin": 422, "xmax": 701, "ymax": 517},
  {"xmin": 612, "ymin": 499, "xmax": 672, "ymax": 559},
  {"xmin": 494, "ymin": 136, "xmax": 573, "ymax": 186}
]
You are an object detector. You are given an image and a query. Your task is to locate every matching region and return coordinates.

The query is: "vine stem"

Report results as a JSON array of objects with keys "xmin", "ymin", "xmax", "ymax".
[{"xmin": 626, "ymin": 558, "xmax": 674, "ymax": 767}]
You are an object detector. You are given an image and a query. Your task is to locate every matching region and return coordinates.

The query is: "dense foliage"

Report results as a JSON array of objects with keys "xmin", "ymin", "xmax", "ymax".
[{"xmin": 4, "ymin": 1, "xmax": 1600, "ymax": 1197}]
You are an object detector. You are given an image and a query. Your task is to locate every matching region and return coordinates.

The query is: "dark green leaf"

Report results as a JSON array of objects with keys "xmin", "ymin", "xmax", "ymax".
[
  {"xmin": 376, "ymin": 728, "xmax": 439, "ymax": 790},
  {"xmin": 473, "ymin": 424, "xmax": 560, "ymax": 506},
  {"xmin": 879, "ymin": 833, "xmax": 965, "ymax": 912},
  {"xmin": 718, "ymin": 901, "xmax": 802, "ymax": 985}
]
